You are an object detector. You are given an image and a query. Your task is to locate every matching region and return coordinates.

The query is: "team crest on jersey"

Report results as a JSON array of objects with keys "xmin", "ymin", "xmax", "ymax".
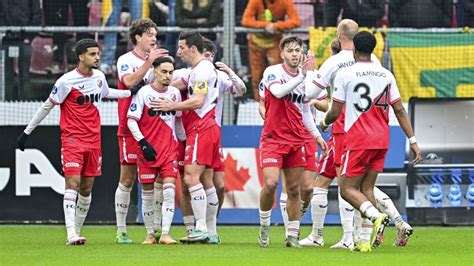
[
  {"xmin": 266, "ymin": 74, "xmax": 276, "ymax": 82},
  {"xmin": 97, "ymin": 79, "xmax": 103, "ymax": 88},
  {"xmin": 51, "ymin": 86, "xmax": 58, "ymax": 94},
  {"xmin": 130, "ymin": 103, "xmax": 137, "ymax": 111},
  {"xmin": 121, "ymin": 64, "xmax": 129, "ymax": 71},
  {"xmin": 171, "ymin": 94, "xmax": 177, "ymax": 102},
  {"xmin": 194, "ymin": 81, "xmax": 208, "ymax": 94}
]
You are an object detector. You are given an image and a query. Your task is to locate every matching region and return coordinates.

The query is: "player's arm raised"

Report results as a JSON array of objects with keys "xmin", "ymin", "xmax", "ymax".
[
  {"xmin": 122, "ymin": 48, "xmax": 168, "ymax": 89},
  {"xmin": 215, "ymin": 62, "xmax": 247, "ymax": 96}
]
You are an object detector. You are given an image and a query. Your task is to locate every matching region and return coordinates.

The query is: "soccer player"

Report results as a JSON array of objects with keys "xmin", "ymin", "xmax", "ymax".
[
  {"xmin": 17, "ymin": 39, "xmax": 138, "ymax": 245},
  {"xmin": 151, "ymin": 31, "xmax": 221, "ymax": 243},
  {"xmin": 320, "ymin": 31, "xmax": 421, "ymax": 252},
  {"xmin": 301, "ymin": 19, "xmax": 377, "ymax": 249},
  {"xmin": 258, "ymin": 36, "xmax": 327, "ymax": 248},
  {"xmin": 114, "ymin": 18, "xmax": 168, "ymax": 244},
  {"xmin": 127, "ymin": 56, "xmax": 183, "ymax": 245}
]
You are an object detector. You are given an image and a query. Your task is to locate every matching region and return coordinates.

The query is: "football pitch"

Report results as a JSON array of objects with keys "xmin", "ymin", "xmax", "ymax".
[{"xmin": 0, "ymin": 225, "xmax": 472, "ymax": 265}]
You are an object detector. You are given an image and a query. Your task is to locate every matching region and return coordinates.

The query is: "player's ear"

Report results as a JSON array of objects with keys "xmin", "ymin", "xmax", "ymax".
[{"xmin": 280, "ymin": 51, "xmax": 284, "ymax": 60}]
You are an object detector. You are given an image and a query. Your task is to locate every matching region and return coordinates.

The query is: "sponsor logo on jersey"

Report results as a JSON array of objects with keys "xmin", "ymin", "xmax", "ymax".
[
  {"xmin": 127, "ymin": 154, "xmax": 137, "ymax": 159},
  {"xmin": 259, "ymin": 82, "xmax": 264, "ymax": 91},
  {"xmin": 140, "ymin": 174, "xmax": 155, "ymax": 179},
  {"xmin": 262, "ymin": 158, "xmax": 278, "ymax": 164},
  {"xmin": 178, "ymin": 161, "xmax": 185, "ymax": 166},
  {"xmin": 121, "ymin": 64, "xmax": 129, "ymax": 71},
  {"xmin": 51, "ymin": 86, "xmax": 58, "ymax": 94},
  {"xmin": 65, "ymin": 162, "xmax": 80, "ymax": 168},
  {"xmin": 266, "ymin": 74, "xmax": 276, "ymax": 82},
  {"xmin": 97, "ymin": 79, "xmax": 103, "ymax": 88},
  {"xmin": 130, "ymin": 103, "xmax": 137, "ymax": 111}
]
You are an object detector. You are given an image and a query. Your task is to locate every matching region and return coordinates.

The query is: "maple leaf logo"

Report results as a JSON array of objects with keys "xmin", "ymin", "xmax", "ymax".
[{"xmin": 224, "ymin": 153, "xmax": 251, "ymax": 192}]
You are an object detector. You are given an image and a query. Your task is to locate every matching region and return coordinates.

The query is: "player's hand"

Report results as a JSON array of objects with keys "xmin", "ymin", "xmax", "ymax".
[
  {"xmin": 147, "ymin": 47, "xmax": 168, "ymax": 63},
  {"xmin": 130, "ymin": 80, "xmax": 145, "ymax": 96},
  {"xmin": 215, "ymin": 62, "xmax": 233, "ymax": 75},
  {"xmin": 315, "ymin": 135, "xmax": 328, "ymax": 156},
  {"xmin": 302, "ymin": 51, "xmax": 315, "ymax": 76},
  {"xmin": 265, "ymin": 23, "xmax": 278, "ymax": 34},
  {"xmin": 17, "ymin": 132, "xmax": 29, "ymax": 151},
  {"xmin": 150, "ymin": 97, "xmax": 173, "ymax": 112},
  {"xmin": 139, "ymin": 138, "xmax": 157, "ymax": 161},
  {"xmin": 411, "ymin": 143, "xmax": 422, "ymax": 165},
  {"xmin": 319, "ymin": 120, "xmax": 329, "ymax": 132}
]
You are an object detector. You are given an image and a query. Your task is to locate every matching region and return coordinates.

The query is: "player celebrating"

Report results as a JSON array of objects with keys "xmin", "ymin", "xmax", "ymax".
[
  {"xmin": 17, "ymin": 39, "xmax": 138, "ymax": 245},
  {"xmin": 152, "ymin": 31, "xmax": 221, "ymax": 243},
  {"xmin": 320, "ymin": 31, "xmax": 421, "ymax": 252},
  {"xmin": 114, "ymin": 18, "xmax": 168, "ymax": 244},
  {"xmin": 258, "ymin": 36, "xmax": 327, "ymax": 248},
  {"xmin": 127, "ymin": 56, "xmax": 183, "ymax": 245}
]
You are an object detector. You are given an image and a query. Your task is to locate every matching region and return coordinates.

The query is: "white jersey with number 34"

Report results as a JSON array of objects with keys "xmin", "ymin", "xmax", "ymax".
[{"xmin": 332, "ymin": 62, "xmax": 401, "ymax": 150}]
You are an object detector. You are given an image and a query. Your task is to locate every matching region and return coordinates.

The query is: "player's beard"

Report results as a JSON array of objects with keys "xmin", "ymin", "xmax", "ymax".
[{"xmin": 162, "ymin": 80, "xmax": 170, "ymax": 86}]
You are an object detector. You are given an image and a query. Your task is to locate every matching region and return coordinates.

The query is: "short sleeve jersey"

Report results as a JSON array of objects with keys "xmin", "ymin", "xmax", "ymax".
[
  {"xmin": 185, "ymin": 60, "xmax": 219, "ymax": 133},
  {"xmin": 261, "ymin": 64, "xmax": 308, "ymax": 146},
  {"xmin": 116, "ymin": 50, "xmax": 155, "ymax": 136},
  {"xmin": 311, "ymin": 50, "xmax": 380, "ymax": 134},
  {"xmin": 49, "ymin": 68, "xmax": 111, "ymax": 148},
  {"xmin": 127, "ymin": 84, "xmax": 182, "ymax": 157},
  {"xmin": 332, "ymin": 62, "xmax": 401, "ymax": 150}
]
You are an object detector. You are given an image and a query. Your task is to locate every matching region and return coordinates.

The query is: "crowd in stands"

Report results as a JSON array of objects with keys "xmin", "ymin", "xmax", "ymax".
[{"xmin": 0, "ymin": 0, "xmax": 473, "ymax": 100}]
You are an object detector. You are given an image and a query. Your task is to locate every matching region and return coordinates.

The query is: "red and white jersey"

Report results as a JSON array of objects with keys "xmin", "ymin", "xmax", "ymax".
[
  {"xmin": 261, "ymin": 64, "xmax": 308, "ymax": 145},
  {"xmin": 172, "ymin": 67, "xmax": 191, "ymax": 83},
  {"xmin": 127, "ymin": 84, "xmax": 182, "ymax": 155},
  {"xmin": 185, "ymin": 59, "xmax": 218, "ymax": 133},
  {"xmin": 116, "ymin": 50, "xmax": 155, "ymax": 136},
  {"xmin": 49, "ymin": 68, "xmax": 111, "ymax": 149},
  {"xmin": 310, "ymin": 89, "xmax": 328, "ymax": 124},
  {"xmin": 312, "ymin": 50, "xmax": 380, "ymax": 134},
  {"xmin": 215, "ymin": 70, "xmax": 234, "ymax": 127},
  {"xmin": 332, "ymin": 62, "xmax": 401, "ymax": 150}
]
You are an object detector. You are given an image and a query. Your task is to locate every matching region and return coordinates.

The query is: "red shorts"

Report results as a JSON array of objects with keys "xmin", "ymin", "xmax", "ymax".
[
  {"xmin": 184, "ymin": 125, "xmax": 222, "ymax": 169},
  {"xmin": 137, "ymin": 160, "xmax": 178, "ymax": 184},
  {"xmin": 61, "ymin": 145, "xmax": 102, "ymax": 177},
  {"xmin": 177, "ymin": 140, "xmax": 186, "ymax": 173},
  {"xmin": 317, "ymin": 135, "xmax": 337, "ymax": 179},
  {"xmin": 333, "ymin": 133, "xmax": 345, "ymax": 166},
  {"xmin": 304, "ymin": 140, "xmax": 318, "ymax": 172},
  {"xmin": 340, "ymin": 149, "xmax": 388, "ymax": 177},
  {"xmin": 118, "ymin": 135, "xmax": 137, "ymax": 165},
  {"xmin": 214, "ymin": 146, "xmax": 225, "ymax": 172},
  {"xmin": 260, "ymin": 142, "xmax": 306, "ymax": 169}
]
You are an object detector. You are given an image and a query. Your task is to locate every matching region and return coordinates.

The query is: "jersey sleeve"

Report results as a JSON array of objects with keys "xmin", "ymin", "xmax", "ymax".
[
  {"xmin": 175, "ymin": 89, "xmax": 183, "ymax": 117},
  {"xmin": 117, "ymin": 55, "xmax": 134, "ymax": 84},
  {"xmin": 262, "ymin": 67, "xmax": 281, "ymax": 91},
  {"xmin": 389, "ymin": 73, "xmax": 401, "ymax": 105},
  {"xmin": 317, "ymin": 89, "xmax": 328, "ymax": 100},
  {"xmin": 100, "ymin": 72, "xmax": 111, "ymax": 97},
  {"xmin": 258, "ymin": 78, "xmax": 266, "ymax": 100},
  {"xmin": 48, "ymin": 77, "xmax": 71, "ymax": 105},
  {"xmin": 192, "ymin": 63, "xmax": 215, "ymax": 94},
  {"xmin": 127, "ymin": 90, "xmax": 144, "ymax": 121},
  {"xmin": 332, "ymin": 71, "xmax": 346, "ymax": 103},
  {"xmin": 312, "ymin": 59, "xmax": 334, "ymax": 89},
  {"xmin": 219, "ymin": 71, "xmax": 233, "ymax": 93}
]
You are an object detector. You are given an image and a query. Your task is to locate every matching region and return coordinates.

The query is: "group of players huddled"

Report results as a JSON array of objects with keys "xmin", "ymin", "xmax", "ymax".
[{"xmin": 18, "ymin": 17, "xmax": 421, "ymax": 252}]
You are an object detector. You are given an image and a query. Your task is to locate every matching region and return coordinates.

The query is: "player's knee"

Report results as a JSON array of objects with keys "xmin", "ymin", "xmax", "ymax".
[
  {"xmin": 65, "ymin": 179, "xmax": 79, "ymax": 191},
  {"xmin": 264, "ymin": 178, "xmax": 278, "ymax": 192}
]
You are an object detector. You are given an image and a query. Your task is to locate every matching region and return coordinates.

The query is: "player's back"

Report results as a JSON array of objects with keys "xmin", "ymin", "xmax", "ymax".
[
  {"xmin": 333, "ymin": 62, "xmax": 401, "ymax": 150},
  {"xmin": 261, "ymin": 64, "xmax": 307, "ymax": 146},
  {"xmin": 116, "ymin": 51, "xmax": 155, "ymax": 136}
]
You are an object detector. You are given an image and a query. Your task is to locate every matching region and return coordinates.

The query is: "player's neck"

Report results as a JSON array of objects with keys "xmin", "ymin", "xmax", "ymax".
[
  {"xmin": 77, "ymin": 63, "xmax": 93, "ymax": 76},
  {"xmin": 151, "ymin": 82, "xmax": 167, "ymax": 92},
  {"xmin": 133, "ymin": 46, "xmax": 147, "ymax": 59},
  {"xmin": 340, "ymin": 40, "xmax": 354, "ymax": 51},
  {"xmin": 283, "ymin": 63, "xmax": 298, "ymax": 75},
  {"xmin": 190, "ymin": 54, "xmax": 205, "ymax": 68}
]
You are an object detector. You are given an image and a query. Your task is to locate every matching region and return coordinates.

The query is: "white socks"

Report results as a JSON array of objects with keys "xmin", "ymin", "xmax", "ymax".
[
  {"xmin": 338, "ymin": 191, "xmax": 354, "ymax": 242},
  {"xmin": 141, "ymin": 189, "xmax": 154, "ymax": 235},
  {"xmin": 279, "ymin": 193, "xmax": 288, "ymax": 231},
  {"xmin": 115, "ymin": 183, "xmax": 132, "ymax": 233},
  {"xmin": 359, "ymin": 217, "xmax": 373, "ymax": 244},
  {"xmin": 310, "ymin": 187, "xmax": 328, "ymax": 239},
  {"xmin": 153, "ymin": 182, "xmax": 164, "ymax": 232},
  {"xmin": 183, "ymin": 215, "xmax": 195, "ymax": 233},
  {"xmin": 75, "ymin": 193, "xmax": 91, "ymax": 236},
  {"xmin": 374, "ymin": 187, "xmax": 401, "ymax": 222},
  {"xmin": 189, "ymin": 184, "xmax": 207, "ymax": 232},
  {"xmin": 287, "ymin": 220, "xmax": 300, "ymax": 238},
  {"xmin": 259, "ymin": 209, "xmax": 271, "ymax": 226},
  {"xmin": 206, "ymin": 187, "xmax": 219, "ymax": 236},
  {"xmin": 161, "ymin": 184, "xmax": 175, "ymax": 235},
  {"xmin": 360, "ymin": 201, "xmax": 381, "ymax": 221},
  {"xmin": 64, "ymin": 189, "xmax": 78, "ymax": 239}
]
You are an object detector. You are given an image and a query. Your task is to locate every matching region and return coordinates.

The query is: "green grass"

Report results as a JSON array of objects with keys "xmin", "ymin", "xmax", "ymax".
[{"xmin": 0, "ymin": 225, "xmax": 473, "ymax": 265}]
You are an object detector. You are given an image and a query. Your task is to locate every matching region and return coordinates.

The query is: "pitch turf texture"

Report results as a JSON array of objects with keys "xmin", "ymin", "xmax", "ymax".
[{"xmin": 0, "ymin": 225, "xmax": 472, "ymax": 265}]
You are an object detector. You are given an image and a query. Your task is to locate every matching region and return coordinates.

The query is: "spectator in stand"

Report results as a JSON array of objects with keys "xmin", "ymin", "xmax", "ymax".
[
  {"xmin": 294, "ymin": 0, "xmax": 316, "ymax": 45},
  {"xmin": 241, "ymin": 0, "xmax": 301, "ymax": 101},
  {"xmin": 100, "ymin": 0, "xmax": 147, "ymax": 75},
  {"xmin": 390, "ymin": 0, "xmax": 451, "ymax": 28},
  {"xmin": 342, "ymin": 0, "xmax": 384, "ymax": 27},
  {"xmin": 0, "ymin": 0, "xmax": 41, "ymax": 100},
  {"xmin": 175, "ymin": 0, "xmax": 222, "ymax": 41},
  {"xmin": 43, "ymin": 0, "xmax": 91, "ymax": 74}
]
